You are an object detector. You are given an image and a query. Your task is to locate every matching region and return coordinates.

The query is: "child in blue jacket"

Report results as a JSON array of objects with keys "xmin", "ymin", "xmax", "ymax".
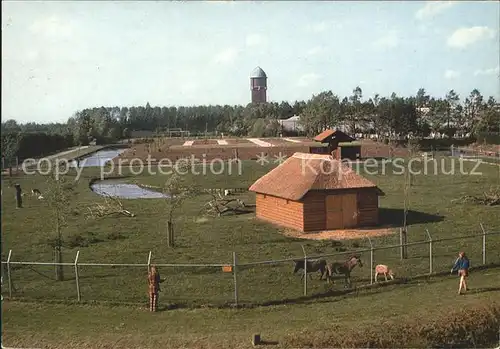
[{"xmin": 451, "ymin": 251, "xmax": 470, "ymax": 294}]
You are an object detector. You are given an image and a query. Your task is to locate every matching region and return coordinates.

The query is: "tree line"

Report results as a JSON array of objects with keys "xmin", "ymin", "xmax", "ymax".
[{"xmin": 2, "ymin": 87, "xmax": 499, "ymax": 162}]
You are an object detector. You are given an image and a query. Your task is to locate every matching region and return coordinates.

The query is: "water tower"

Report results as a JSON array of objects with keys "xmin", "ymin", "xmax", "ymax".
[{"xmin": 250, "ymin": 66, "xmax": 267, "ymax": 103}]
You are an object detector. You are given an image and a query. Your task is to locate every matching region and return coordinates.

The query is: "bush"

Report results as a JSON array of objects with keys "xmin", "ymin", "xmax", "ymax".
[
  {"xmin": 284, "ymin": 302, "xmax": 500, "ymax": 348},
  {"xmin": 65, "ymin": 232, "xmax": 103, "ymax": 248},
  {"xmin": 45, "ymin": 237, "xmax": 63, "ymax": 248},
  {"xmin": 106, "ymin": 231, "xmax": 126, "ymax": 240},
  {"xmin": 65, "ymin": 234, "xmax": 87, "ymax": 248},
  {"xmin": 476, "ymin": 132, "xmax": 500, "ymax": 145}
]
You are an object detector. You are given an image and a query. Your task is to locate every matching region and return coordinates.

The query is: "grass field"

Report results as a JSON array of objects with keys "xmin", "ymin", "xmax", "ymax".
[{"xmin": 1, "ymin": 151, "xmax": 500, "ymax": 348}]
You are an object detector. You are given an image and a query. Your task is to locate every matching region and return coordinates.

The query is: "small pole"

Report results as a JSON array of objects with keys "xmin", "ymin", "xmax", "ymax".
[
  {"xmin": 399, "ymin": 228, "xmax": 403, "ymax": 260},
  {"xmin": 7, "ymin": 250, "xmax": 12, "ymax": 298},
  {"xmin": 301, "ymin": 245, "xmax": 307, "ymax": 296},
  {"xmin": 147, "ymin": 251, "xmax": 152, "ymax": 272},
  {"xmin": 480, "ymin": 223, "xmax": 486, "ymax": 265},
  {"xmin": 425, "ymin": 229, "xmax": 433, "ymax": 275},
  {"xmin": 74, "ymin": 250, "xmax": 81, "ymax": 301},
  {"xmin": 233, "ymin": 252, "xmax": 238, "ymax": 307},
  {"xmin": 367, "ymin": 237, "xmax": 374, "ymax": 284}
]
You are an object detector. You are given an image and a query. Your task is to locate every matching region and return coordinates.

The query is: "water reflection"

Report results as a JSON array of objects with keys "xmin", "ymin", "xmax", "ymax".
[
  {"xmin": 73, "ymin": 148, "xmax": 126, "ymax": 167},
  {"xmin": 90, "ymin": 180, "xmax": 167, "ymax": 199}
]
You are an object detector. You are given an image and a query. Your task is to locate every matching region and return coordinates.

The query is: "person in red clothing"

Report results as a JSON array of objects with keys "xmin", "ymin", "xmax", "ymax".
[
  {"xmin": 148, "ymin": 265, "xmax": 162, "ymax": 311},
  {"xmin": 451, "ymin": 251, "xmax": 470, "ymax": 295}
]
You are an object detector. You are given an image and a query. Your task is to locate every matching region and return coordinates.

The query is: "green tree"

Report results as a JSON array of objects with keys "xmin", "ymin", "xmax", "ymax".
[
  {"xmin": 1, "ymin": 132, "xmax": 21, "ymax": 176},
  {"xmin": 162, "ymin": 161, "xmax": 199, "ymax": 248},
  {"xmin": 44, "ymin": 167, "xmax": 75, "ymax": 281},
  {"xmin": 444, "ymin": 90, "xmax": 460, "ymax": 135},
  {"xmin": 347, "ymin": 86, "xmax": 363, "ymax": 136}
]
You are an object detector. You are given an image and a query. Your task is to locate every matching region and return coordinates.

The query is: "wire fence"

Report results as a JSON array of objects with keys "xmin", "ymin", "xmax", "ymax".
[
  {"xmin": 451, "ymin": 145, "xmax": 500, "ymax": 161},
  {"xmin": 1, "ymin": 224, "xmax": 499, "ymax": 307}
]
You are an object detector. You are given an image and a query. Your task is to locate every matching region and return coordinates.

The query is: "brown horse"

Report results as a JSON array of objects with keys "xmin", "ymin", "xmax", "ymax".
[
  {"xmin": 326, "ymin": 255, "xmax": 363, "ymax": 288},
  {"xmin": 293, "ymin": 259, "xmax": 328, "ymax": 280}
]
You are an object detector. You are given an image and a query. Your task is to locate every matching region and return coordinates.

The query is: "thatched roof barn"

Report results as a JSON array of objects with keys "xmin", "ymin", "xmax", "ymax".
[{"xmin": 249, "ymin": 152, "xmax": 384, "ymax": 232}]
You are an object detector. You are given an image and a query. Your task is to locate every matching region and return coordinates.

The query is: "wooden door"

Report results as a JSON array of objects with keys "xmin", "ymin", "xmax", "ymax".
[
  {"xmin": 325, "ymin": 195, "xmax": 343, "ymax": 230},
  {"xmin": 342, "ymin": 193, "xmax": 358, "ymax": 228}
]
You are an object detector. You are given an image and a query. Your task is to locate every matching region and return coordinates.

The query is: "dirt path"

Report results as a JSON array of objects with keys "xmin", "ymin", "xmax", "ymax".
[{"xmin": 282, "ymin": 227, "xmax": 397, "ymax": 240}]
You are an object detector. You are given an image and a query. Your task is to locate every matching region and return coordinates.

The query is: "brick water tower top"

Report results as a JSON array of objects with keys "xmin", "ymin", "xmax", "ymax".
[{"xmin": 250, "ymin": 66, "xmax": 267, "ymax": 103}]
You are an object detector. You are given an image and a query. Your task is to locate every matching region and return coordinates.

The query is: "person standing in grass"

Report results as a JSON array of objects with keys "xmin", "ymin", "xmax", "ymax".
[
  {"xmin": 451, "ymin": 251, "xmax": 470, "ymax": 295},
  {"xmin": 148, "ymin": 265, "xmax": 162, "ymax": 312}
]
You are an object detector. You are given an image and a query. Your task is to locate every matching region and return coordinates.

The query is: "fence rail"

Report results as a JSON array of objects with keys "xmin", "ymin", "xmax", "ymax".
[
  {"xmin": 1, "ymin": 224, "xmax": 499, "ymax": 306},
  {"xmin": 451, "ymin": 145, "xmax": 500, "ymax": 159}
]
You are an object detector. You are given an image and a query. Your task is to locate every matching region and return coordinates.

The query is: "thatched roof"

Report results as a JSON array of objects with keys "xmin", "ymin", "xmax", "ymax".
[
  {"xmin": 313, "ymin": 129, "xmax": 355, "ymax": 143},
  {"xmin": 249, "ymin": 152, "xmax": 382, "ymax": 201}
]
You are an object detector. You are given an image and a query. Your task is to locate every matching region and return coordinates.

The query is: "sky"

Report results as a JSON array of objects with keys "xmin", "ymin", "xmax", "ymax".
[{"xmin": 2, "ymin": 1, "xmax": 499, "ymax": 124}]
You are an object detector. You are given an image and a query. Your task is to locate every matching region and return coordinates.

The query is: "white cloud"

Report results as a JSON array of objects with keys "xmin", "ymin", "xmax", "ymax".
[
  {"xmin": 415, "ymin": 1, "xmax": 457, "ymax": 20},
  {"xmin": 311, "ymin": 21, "xmax": 328, "ymax": 33},
  {"xmin": 372, "ymin": 31, "xmax": 399, "ymax": 50},
  {"xmin": 28, "ymin": 15, "xmax": 75, "ymax": 38},
  {"xmin": 212, "ymin": 48, "xmax": 239, "ymax": 64},
  {"xmin": 296, "ymin": 73, "xmax": 321, "ymax": 87},
  {"xmin": 306, "ymin": 46, "xmax": 325, "ymax": 56},
  {"xmin": 180, "ymin": 80, "xmax": 200, "ymax": 94},
  {"xmin": 447, "ymin": 26, "xmax": 496, "ymax": 49},
  {"xmin": 444, "ymin": 69, "xmax": 461, "ymax": 79},
  {"xmin": 474, "ymin": 65, "xmax": 500, "ymax": 77},
  {"xmin": 305, "ymin": 21, "xmax": 342, "ymax": 33},
  {"xmin": 245, "ymin": 33, "xmax": 266, "ymax": 47}
]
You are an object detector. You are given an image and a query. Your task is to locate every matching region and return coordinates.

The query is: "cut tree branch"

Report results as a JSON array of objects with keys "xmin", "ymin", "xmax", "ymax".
[{"xmin": 85, "ymin": 194, "xmax": 135, "ymax": 218}]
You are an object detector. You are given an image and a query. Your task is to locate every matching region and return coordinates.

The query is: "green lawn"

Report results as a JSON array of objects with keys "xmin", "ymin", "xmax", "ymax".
[
  {"xmin": 2, "ymin": 270, "xmax": 500, "ymax": 348},
  {"xmin": 1, "ymin": 155, "xmax": 499, "ymax": 347}
]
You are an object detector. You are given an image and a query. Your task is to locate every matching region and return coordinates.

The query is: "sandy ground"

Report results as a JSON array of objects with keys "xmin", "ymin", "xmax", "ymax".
[{"xmin": 282, "ymin": 227, "xmax": 397, "ymax": 240}]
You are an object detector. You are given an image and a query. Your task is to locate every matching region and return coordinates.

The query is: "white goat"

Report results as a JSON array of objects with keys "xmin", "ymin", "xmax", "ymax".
[{"xmin": 374, "ymin": 264, "xmax": 395, "ymax": 282}]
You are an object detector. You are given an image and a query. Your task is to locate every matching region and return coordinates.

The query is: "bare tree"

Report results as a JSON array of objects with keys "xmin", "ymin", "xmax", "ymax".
[
  {"xmin": 406, "ymin": 137, "xmax": 421, "ymax": 187},
  {"xmin": 44, "ymin": 165, "xmax": 75, "ymax": 281},
  {"xmin": 162, "ymin": 160, "xmax": 199, "ymax": 248}
]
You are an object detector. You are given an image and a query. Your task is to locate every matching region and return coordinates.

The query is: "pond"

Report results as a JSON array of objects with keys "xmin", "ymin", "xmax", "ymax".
[
  {"xmin": 82, "ymin": 148, "xmax": 168, "ymax": 199},
  {"xmin": 90, "ymin": 179, "xmax": 168, "ymax": 199},
  {"xmin": 73, "ymin": 148, "xmax": 127, "ymax": 167}
]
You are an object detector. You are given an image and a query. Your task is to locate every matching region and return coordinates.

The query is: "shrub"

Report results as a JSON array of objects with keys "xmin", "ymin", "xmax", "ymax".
[
  {"xmin": 45, "ymin": 237, "xmax": 64, "ymax": 248},
  {"xmin": 106, "ymin": 231, "xmax": 126, "ymax": 240},
  {"xmin": 65, "ymin": 234, "xmax": 87, "ymax": 248},
  {"xmin": 65, "ymin": 232, "xmax": 103, "ymax": 248},
  {"xmin": 284, "ymin": 302, "xmax": 500, "ymax": 348}
]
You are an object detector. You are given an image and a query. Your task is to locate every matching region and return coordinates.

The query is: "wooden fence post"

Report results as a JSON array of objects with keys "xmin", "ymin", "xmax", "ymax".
[
  {"xmin": 74, "ymin": 250, "xmax": 81, "ymax": 301},
  {"xmin": 301, "ymin": 245, "xmax": 307, "ymax": 296},
  {"xmin": 233, "ymin": 252, "xmax": 238, "ymax": 307},
  {"xmin": 367, "ymin": 237, "xmax": 374, "ymax": 284},
  {"xmin": 400, "ymin": 228, "xmax": 408, "ymax": 260},
  {"xmin": 425, "ymin": 229, "xmax": 433, "ymax": 275},
  {"xmin": 480, "ymin": 223, "xmax": 486, "ymax": 265},
  {"xmin": 6, "ymin": 250, "xmax": 12, "ymax": 298},
  {"xmin": 147, "ymin": 251, "xmax": 152, "ymax": 272}
]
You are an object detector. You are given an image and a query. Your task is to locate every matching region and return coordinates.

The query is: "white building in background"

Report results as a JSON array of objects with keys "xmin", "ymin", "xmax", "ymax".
[{"xmin": 278, "ymin": 115, "xmax": 304, "ymax": 132}]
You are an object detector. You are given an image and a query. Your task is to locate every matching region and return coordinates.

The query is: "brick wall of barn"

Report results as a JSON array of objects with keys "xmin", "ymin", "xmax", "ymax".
[
  {"xmin": 302, "ymin": 191, "xmax": 326, "ymax": 231},
  {"xmin": 255, "ymin": 188, "xmax": 380, "ymax": 233},
  {"xmin": 255, "ymin": 194, "xmax": 304, "ymax": 231}
]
